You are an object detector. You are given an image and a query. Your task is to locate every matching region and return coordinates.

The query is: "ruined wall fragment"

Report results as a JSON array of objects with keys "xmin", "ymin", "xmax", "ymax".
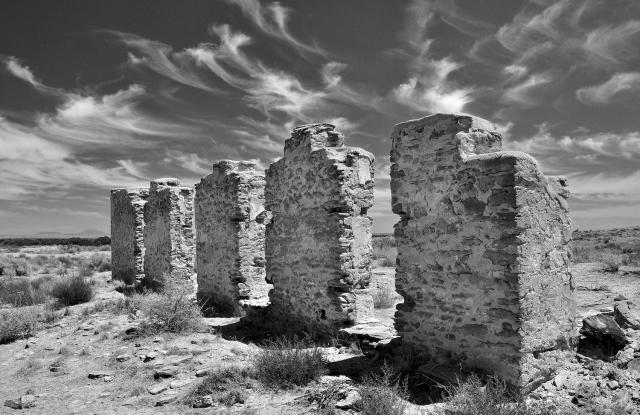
[
  {"xmin": 195, "ymin": 160, "xmax": 269, "ymax": 315},
  {"xmin": 265, "ymin": 124, "xmax": 375, "ymax": 334},
  {"xmin": 143, "ymin": 178, "xmax": 195, "ymax": 289},
  {"xmin": 390, "ymin": 113, "xmax": 574, "ymax": 386},
  {"xmin": 110, "ymin": 188, "xmax": 148, "ymax": 284}
]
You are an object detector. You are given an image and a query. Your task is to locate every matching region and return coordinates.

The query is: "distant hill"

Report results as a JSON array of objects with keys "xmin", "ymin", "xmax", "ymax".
[{"xmin": 0, "ymin": 229, "xmax": 108, "ymax": 239}]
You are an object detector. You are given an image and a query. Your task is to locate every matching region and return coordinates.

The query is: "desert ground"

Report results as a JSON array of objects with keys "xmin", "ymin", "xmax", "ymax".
[{"xmin": 1, "ymin": 229, "xmax": 640, "ymax": 414}]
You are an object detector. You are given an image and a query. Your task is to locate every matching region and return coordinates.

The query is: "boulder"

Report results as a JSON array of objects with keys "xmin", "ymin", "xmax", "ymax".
[
  {"xmin": 614, "ymin": 301, "xmax": 640, "ymax": 330},
  {"xmin": 580, "ymin": 314, "xmax": 628, "ymax": 348},
  {"xmin": 147, "ymin": 384, "xmax": 168, "ymax": 395}
]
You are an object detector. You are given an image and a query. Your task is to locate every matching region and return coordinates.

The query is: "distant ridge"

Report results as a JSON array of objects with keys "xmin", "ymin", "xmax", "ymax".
[{"xmin": 0, "ymin": 229, "xmax": 108, "ymax": 238}]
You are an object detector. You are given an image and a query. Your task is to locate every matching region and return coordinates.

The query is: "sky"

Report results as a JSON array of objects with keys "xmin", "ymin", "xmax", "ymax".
[{"xmin": 1, "ymin": 0, "xmax": 640, "ymax": 235}]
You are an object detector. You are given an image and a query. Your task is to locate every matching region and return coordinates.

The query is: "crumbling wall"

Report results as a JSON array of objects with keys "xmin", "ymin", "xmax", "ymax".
[
  {"xmin": 390, "ymin": 113, "xmax": 574, "ymax": 386},
  {"xmin": 143, "ymin": 178, "xmax": 195, "ymax": 289},
  {"xmin": 195, "ymin": 160, "xmax": 269, "ymax": 315},
  {"xmin": 265, "ymin": 124, "xmax": 375, "ymax": 334},
  {"xmin": 110, "ymin": 188, "xmax": 148, "ymax": 285}
]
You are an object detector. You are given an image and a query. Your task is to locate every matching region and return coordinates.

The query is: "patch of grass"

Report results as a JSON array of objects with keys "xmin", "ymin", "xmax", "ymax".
[
  {"xmin": 184, "ymin": 366, "xmax": 254, "ymax": 407},
  {"xmin": 357, "ymin": 364, "xmax": 408, "ymax": 415},
  {"xmin": 0, "ymin": 308, "xmax": 38, "ymax": 344},
  {"xmin": 372, "ymin": 236, "xmax": 397, "ymax": 267},
  {"xmin": 0, "ymin": 277, "xmax": 51, "ymax": 307},
  {"xmin": 137, "ymin": 282, "xmax": 203, "ymax": 334},
  {"xmin": 599, "ymin": 252, "xmax": 625, "ymax": 273},
  {"xmin": 0, "ymin": 256, "xmax": 31, "ymax": 276},
  {"xmin": 16, "ymin": 357, "xmax": 43, "ymax": 377},
  {"xmin": 50, "ymin": 274, "xmax": 94, "ymax": 306},
  {"xmin": 252, "ymin": 336, "xmax": 327, "ymax": 389},
  {"xmin": 442, "ymin": 374, "xmax": 556, "ymax": 415},
  {"xmin": 372, "ymin": 286, "xmax": 396, "ymax": 309}
]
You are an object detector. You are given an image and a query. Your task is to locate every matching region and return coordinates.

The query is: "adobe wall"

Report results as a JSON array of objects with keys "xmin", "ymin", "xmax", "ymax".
[
  {"xmin": 195, "ymin": 160, "xmax": 269, "ymax": 315},
  {"xmin": 143, "ymin": 178, "xmax": 195, "ymax": 289},
  {"xmin": 265, "ymin": 123, "xmax": 375, "ymax": 334},
  {"xmin": 390, "ymin": 113, "xmax": 574, "ymax": 386},
  {"xmin": 110, "ymin": 188, "xmax": 148, "ymax": 285}
]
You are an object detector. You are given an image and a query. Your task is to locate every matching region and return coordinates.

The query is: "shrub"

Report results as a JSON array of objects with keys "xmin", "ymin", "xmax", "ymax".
[
  {"xmin": 88, "ymin": 253, "xmax": 111, "ymax": 272},
  {"xmin": 599, "ymin": 252, "xmax": 624, "ymax": 273},
  {"xmin": 138, "ymin": 283, "xmax": 203, "ymax": 334},
  {"xmin": 252, "ymin": 336, "xmax": 327, "ymax": 389},
  {"xmin": 357, "ymin": 364, "xmax": 408, "ymax": 415},
  {"xmin": 372, "ymin": 286, "xmax": 396, "ymax": 309},
  {"xmin": 184, "ymin": 366, "xmax": 253, "ymax": 407},
  {"xmin": 0, "ymin": 308, "xmax": 38, "ymax": 344},
  {"xmin": 0, "ymin": 277, "xmax": 50, "ymax": 307},
  {"xmin": 442, "ymin": 374, "xmax": 556, "ymax": 415},
  {"xmin": 0, "ymin": 257, "xmax": 31, "ymax": 276},
  {"xmin": 372, "ymin": 236, "xmax": 397, "ymax": 267},
  {"xmin": 50, "ymin": 275, "xmax": 94, "ymax": 306}
]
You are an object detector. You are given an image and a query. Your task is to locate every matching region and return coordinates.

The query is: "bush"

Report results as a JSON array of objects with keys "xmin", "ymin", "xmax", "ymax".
[
  {"xmin": 252, "ymin": 336, "xmax": 327, "ymax": 389},
  {"xmin": 372, "ymin": 236, "xmax": 397, "ymax": 267},
  {"xmin": 0, "ymin": 257, "xmax": 31, "ymax": 276},
  {"xmin": 357, "ymin": 364, "xmax": 408, "ymax": 415},
  {"xmin": 88, "ymin": 253, "xmax": 111, "ymax": 272},
  {"xmin": 0, "ymin": 277, "xmax": 50, "ymax": 307},
  {"xmin": 442, "ymin": 374, "xmax": 556, "ymax": 415},
  {"xmin": 138, "ymin": 283, "xmax": 203, "ymax": 334},
  {"xmin": 372, "ymin": 286, "xmax": 396, "ymax": 309},
  {"xmin": 50, "ymin": 275, "xmax": 94, "ymax": 306},
  {"xmin": 184, "ymin": 366, "xmax": 253, "ymax": 407},
  {"xmin": 599, "ymin": 252, "xmax": 625, "ymax": 273},
  {"xmin": 0, "ymin": 308, "xmax": 38, "ymax": 344}
]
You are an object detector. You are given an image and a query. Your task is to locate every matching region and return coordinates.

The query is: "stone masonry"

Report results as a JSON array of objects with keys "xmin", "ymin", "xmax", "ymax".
[
  {"xmin": 265, "ymin": 124, "xmax": 375, "ymax": 334},
  {"xmin": 390, "ymin": 113, "xmax": 574, "ymax": 386},
  {"xmin": 143, "ymin": 178, "xmax": 195, "ymax": 289},
  {"xmin": 195, "ymin": 160, "xmax": 270, "ymax": 315},
  {"xmin": 110, "ymin": 187, "xmax": 148, "ymax": 285}
]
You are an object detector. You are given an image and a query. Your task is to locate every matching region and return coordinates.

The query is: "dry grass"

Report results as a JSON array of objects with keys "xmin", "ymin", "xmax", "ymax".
[
  {"xmin": 0, "ymin": 307, "xmax": 38, "ymax": 344},
  {"xmin": 184, "ymin": 366, "xmax": 254, "ymax": 407},
  {"xmin": 372, "ymin": 286, "xmax": 396, "ymax": 309},
  {"xmin": 372, "ymin": 236, "xmax": 397, "ymax": 267},
  {"xmin": 0, "ymin": 276, "xmax": 53, "ymax": 307},
  {"xmin": 357, "ymin": 364, "xmax": 408, "ymax": 415},
  {"xmin": 50, "ymin": 275, "xmax": 94, "ymax": 306},
  {"xmin": 252, "ymin": 336, "xmax": 327, "ymax": 389},
  {"xmin": 137, "ymin": 282, "xmax": 204, "ymax": 334}
]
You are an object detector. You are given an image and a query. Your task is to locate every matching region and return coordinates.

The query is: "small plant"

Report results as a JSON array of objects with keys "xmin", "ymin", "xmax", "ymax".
[
  {"xmin": 184, "ymin": 366, "xmax": 254, "ymax": 407},
  {"xmin": 357, "ymin": 364, "xmax": 408, "ymax": 415},
  {"xmin": 50, "ymin": 274, "xmax": 94, "ymax": 306},
  {"xmin": 137, "ymin": 281, "xmax": 203, "ymax": 334},
  {"xmin": 0, "ymin": 257, "xmax": 31, "ymax": 277},
  {"xmin": 372, "ymin": 286, "xmax": 396, "ymax": 309},
  {"xmin": 16, "ymin": 357, "xmax": 43, "ymax": 377},
  {"xmin": 442, "ymin": 374, "xmax": 556, "ymax": 415},
  {"xmin": 0, "ymin": 277, "xmax": 50, "ymax": 307},
  {"xmin": 0, "ymin": 308, "xmax": 38, "ymax": 344},
  {"xmin": 599, "ymin": 252, "xmax": 624, "ymax": 273},
  {"xmin": 252, "ymin": 336, "xmax": 327, "ymax": 389}
]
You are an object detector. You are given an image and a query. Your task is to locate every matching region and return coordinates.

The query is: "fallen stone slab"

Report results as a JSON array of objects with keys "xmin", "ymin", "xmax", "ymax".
[
  {"xmin": 155, "ymin": 393, "xmax": 177, "ymax": 406},
  {"xmin": 334, "ymin": 390, "xmax": 361, "ymax": 409},
  {"xmin": 170, "ymin": 379, "xmax": 193, "ymax": 389},
  {"xmin": 580, "ymin": 314, "xmax": 628, "ymax": 347},
  {"xmin": 154, "ymin": 367, "xmax": 179, "ymax": 379},
  {"xmin": 614, "ymin": 300, "xmax": 640, "ymax": 330},
  {"xmin": 88, "ymin": 371, "xmax": 115, "ymax": 379},
  {"xmin": 148, "ymin": 383, "xmax": 168, "ymax": 395}
]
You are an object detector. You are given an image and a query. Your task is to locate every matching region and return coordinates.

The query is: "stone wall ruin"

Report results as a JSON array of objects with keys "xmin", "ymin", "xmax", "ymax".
[
  {"xmin": 390, "ymin": 113, "xmax": 574, "ymax": 386},
  {"xmin": 143, "ymin": 178, "xmax": 195, "ymax": 289},
  {"xmin": 110, "ymin": 188, "xmax": 148, "ymax": 285},
  {"xmin": 265, "ymin": 123, "xmax": 375, "ymax": 334},
  {"xmin": 195, "ymin": 160, "xmax": 270, "ymax": 315}
]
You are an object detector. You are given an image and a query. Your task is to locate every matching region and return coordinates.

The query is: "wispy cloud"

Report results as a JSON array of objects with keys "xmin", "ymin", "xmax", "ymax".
[
  {"xmin": 223, "ymin": 0, "xmax": 326, "ymax": 56},
  {"xmin": 576, "ymin": 72, "xmax": 640, "ymax": 105},
  {"xmin": 391, "ymin": 0, "xmax": 473, "ymax": 113},
  {"xmin": 501, "ymin": 72, "xmax": 554, "ymax": 106}
]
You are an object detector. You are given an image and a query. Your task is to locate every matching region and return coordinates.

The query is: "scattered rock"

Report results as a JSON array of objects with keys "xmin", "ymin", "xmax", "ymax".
[
  {"xmin": 116, "ymin": 354, "xmax": 130, "ymax": 362},
  {"xmin": 170, "ymin": 379, "xmax": 193, "ymax": 389},
  {"xmin": 3, "ymin": 395, "xmax": 36, "ymax": 410},
  {"xmin": 154, "ymin": 393, "xmax": 177, "ymax": 406},
  {"xmin": 147, "ymin": 384, "xmax": 168, "ymax": 395},
  {"xmin": 154, "ymin": 367, "xmax": 178, "ymax": 379},
  {"xmin": 334, "ymin": 390, "xmax": 361, "ymax": 409},
  {"xmin": 88, "ymin": 371, "xmax": 114, "ymax": 380},
  {"xmin": 192, "ymin": 396, "xmax": 213, "ymax": 408},
  {"xmin": 628, "ymin": 358, "xmax": 640, "ymax": 378},
  {"xmin": 319, "ymin": 375, "xmax": 352, "ymax": 384},
  {"xmin": 580, "ymin": 314, "xmax": 628, "ymax": 347},
  {"xmin": 614, "ymin": 301, "xmax": 640, "ymax": 330},
  {"xmin": 98, "ymin": 392, "xmax": 111, "ymax": 398},
  {"xmin": 103, "ymin": 376, "xmax": 114, "ymax": 382},
  {"xmin": 143, "ymin": 352, "xmax": 158, "ymax": 362},
  {"xmin": 4, "ymin": 399, "xmax": 21, "ymax": 410},
  {"xmin": 606, "ymin": 380, "xmax": 619, "ymax": 390},
  {"xmin": 195, "ymin": 368, "xmax": 209, "ymax": 377}
]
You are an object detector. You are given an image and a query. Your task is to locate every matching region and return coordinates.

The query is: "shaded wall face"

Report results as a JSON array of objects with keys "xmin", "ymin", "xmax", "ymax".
[
  {"xmin": 195, "ymin": 162, "xmax": 268, "ymax": 315},
  {"xmin": 143, "ymin": 185, "xmax": 195, "ymax": 287},
  {"xmin": 265, "ymin": 125, "xmax": 375, "ymax": 334},
  {"xmin": 391, "ymin": 114, "xmax": 573, "ymax": 386},
  {"xmin": 110, "ymin": 189, "xmax": 147, "ymax": 284}
]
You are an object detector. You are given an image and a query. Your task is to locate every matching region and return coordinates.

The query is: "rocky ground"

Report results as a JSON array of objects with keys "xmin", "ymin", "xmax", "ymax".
[{"xmin": 1, "ymin": 243, "xmax": 640, "ymax": 414}]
